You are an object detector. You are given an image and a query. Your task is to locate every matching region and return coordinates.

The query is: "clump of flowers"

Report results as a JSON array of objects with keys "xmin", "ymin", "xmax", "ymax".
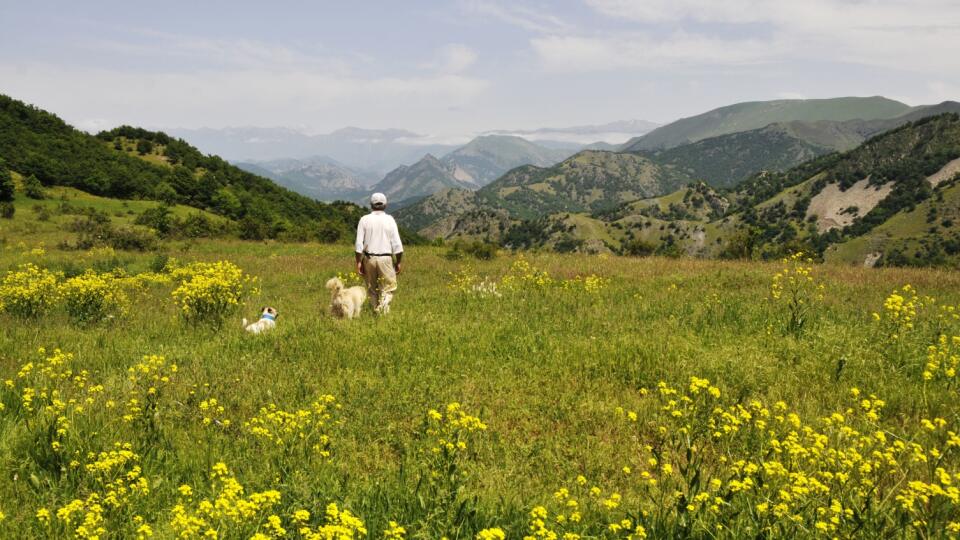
[
  {"xmin": 872, "ymin": 284, "xmax": 935, "ymax": 364},
  {"xmin": 606, "ymin": 377, "xmax": 960, "ymax": 538},
  {"xmin": 924, "ymin": 334, "xmax": 960, "ymax": 385},
  {"xmin": 170, "ymin": 260, "xmax": 258, "ymax": 324},
  {"xmin": 0, "ymin": 263, "xmax": 60, "ymax": 318},
  {"xmin": 123, "ymin": 355, "xmax": 177, "ymax": 447},
  {"xmin": 123, "ymin": 271, "xmax": 172, "ymax": 288},
  {"xmin": 451, "ymin": 258, "xmax": 607, "ymax": 297},
  {"xmin": 769, "ymin": 252, "xmax": 823, "ymax": 337},
  {"xmin": 518, "ymin": 480, "xmax": 646, "ymax": 540},
  {"xmin": 449, "ymin": 267, "xmax": 501, "ymax": 298},
  {"xmin": 296, "ymin": 503, "xmax": 368, "ymax": 540},
  {"xmin": 2, "ymin": 347, "xmax": 104, "ymax": 469},
  {"xmin": 500, "ymin": 257, "xmax": 554, "ymax": 291},
  {"xmin": 54, "ymin": 443, "xmax": 150, "ymax": 539},
  {"xmin": 243, "ymin": 395, "xmax": 340, "ymax": 458},
  {"xmin": 561, "ymin": 274, "xmax": 609, "ymax": 293},
  {"xmin": 59, "ymin": 270, "xmax": 130, "ymax": 324},
  {"xmin": 417, "ymin": 403, "xmax": 488, "ymax": 535},
  {"xmin": 170, "ymin": 462, "xmax": 284, "ymax": 538}
]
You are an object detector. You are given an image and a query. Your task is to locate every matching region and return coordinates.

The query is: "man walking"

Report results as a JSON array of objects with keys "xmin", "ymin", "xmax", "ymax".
[{"xmin": 355, "ymin": 192, "xmax": 403, "ymax": 314}]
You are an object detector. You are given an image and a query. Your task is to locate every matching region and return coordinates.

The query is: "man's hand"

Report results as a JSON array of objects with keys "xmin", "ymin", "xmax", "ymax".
[
  {"xmin": 356, "ymin": 261, "xmax": 365, "ymax": 275},
  {"xmin": 394, "ymin": 261, "xmax": 402, "ymax": 275}
]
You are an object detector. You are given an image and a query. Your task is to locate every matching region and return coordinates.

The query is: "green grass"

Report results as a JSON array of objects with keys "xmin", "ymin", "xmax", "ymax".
[
  {"xmin": 0, "ymin": 188, "xmax": 229, "ymax": 246},
  {"xmin": 2, "ymin": 213, "xmax": 960, "ymax": 537}
]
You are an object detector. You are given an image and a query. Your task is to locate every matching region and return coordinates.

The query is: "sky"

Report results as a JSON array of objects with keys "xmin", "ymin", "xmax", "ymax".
[{"xmin": 1, "ymin": 0, "xmax": 959, "ymax": 138}]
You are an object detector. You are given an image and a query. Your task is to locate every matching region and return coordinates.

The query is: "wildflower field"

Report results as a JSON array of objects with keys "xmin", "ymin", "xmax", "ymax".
[{"xmin": 2, "ymin": 235, "xmax": 960, "ymax": 538}]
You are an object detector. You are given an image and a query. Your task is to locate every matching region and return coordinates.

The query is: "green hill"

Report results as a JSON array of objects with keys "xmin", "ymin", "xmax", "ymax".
[
  {"xmin": 622, "ymin": 96, "xmax": 911, "ymax": 152},
  {"xmin": 0, "ymin": 95, "xmax": 363, "ymax": 241},
  {"xmin": 639, "ymin": 123, "xmax": 837, "ymax": 189},
  {"xmin": 477, "ymin": 150, "xmax": 695, "ymax": 218}
]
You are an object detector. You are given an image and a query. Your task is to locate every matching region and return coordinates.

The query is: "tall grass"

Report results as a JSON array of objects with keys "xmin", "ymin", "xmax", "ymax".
[{"xmin": 1, "ymin": 238, "xmax": 960, "ymax": 537}]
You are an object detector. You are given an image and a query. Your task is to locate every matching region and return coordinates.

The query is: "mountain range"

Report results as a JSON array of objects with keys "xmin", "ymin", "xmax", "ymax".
[
  {"xmin": 397, "ymin": 97, "xmax": 960, "ymax": 267},
  {"xmin": 631, "ymin": 100, "xmax": 960, "ymax": 188},
  {"xmin": 235, "ymin": 156, "xmax": 377, "ymax": 202},
  {"xmin": 6, "ymin": 92, "xmax": 960, "ymax": 267},
  {"xmin": 170, "ymin": 119, "xmax": 658, "ymax": 179},
  {"xmin": 169, "ymin": 126, "xmax": 458, "ymax": 175}
]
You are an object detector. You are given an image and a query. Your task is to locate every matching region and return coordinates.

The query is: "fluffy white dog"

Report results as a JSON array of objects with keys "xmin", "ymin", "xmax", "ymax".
[
  {"xmin": 326, "ymin": 277, "xmax": 367, "ymax": 319},
  {"xmin": 242, "ymin": 306, "xmax": 278, "ymax": 334}
]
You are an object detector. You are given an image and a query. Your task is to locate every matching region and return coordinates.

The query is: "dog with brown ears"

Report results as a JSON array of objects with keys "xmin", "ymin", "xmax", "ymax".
[{"xmin": 326, "ymin": 277, "xmax": 367, "ymax": 319}]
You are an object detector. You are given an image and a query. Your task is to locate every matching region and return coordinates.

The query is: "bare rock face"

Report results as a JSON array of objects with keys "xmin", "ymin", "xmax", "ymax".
[{"xmin": 864, "ymin": 252, "xmax": 883, "ymax": 268}]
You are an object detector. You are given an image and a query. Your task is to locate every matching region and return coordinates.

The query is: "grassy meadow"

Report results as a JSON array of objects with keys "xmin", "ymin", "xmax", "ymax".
[{"xmin": 2, "ymin": 200, "xmax": 960, "ymax": 538}]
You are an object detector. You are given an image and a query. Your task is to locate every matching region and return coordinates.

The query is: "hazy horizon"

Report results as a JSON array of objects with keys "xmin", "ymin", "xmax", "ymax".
[{"xmin": 2, "ymin": 1, "xmax": 959, "ymax": 138}]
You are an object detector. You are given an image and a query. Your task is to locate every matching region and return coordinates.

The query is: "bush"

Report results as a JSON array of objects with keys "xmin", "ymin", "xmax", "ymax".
[
  {"xmin": 134, "ymin": 204, "xmax": 173, "ymax": 236},
  {"xmin": 149, "ymin": 253, "xmax": 171, "ymax": 273},
  {"xmin": 446, "ymin": 240, "xmax": 498, "ymax": 260},
  {"xmin": 0, "ymin": 202, "xmax": 13, "ymax": 219},
  {"xmin": 0, "ymin": 164, "xmax": 13, "ymax": 202},
  {"xmin": 108, "ymin": 226, "xmax": 158, "ymax": 251},
  {"xmin": 0, "ymin": 263, "xmax": 60, "ymax": 318},
  {"xmin": 171, "ymin": 261, "xmax": 258, "ymax": 324},
  {"xmin": 23, "ymin": 174, "xmax": 45, "ymax": 200},
  {"xmin": 59, "ymin": 271, "xmax": 129, "ymax": 324},
  {"xmin": 622, "ymin": 238, "xmax": 657, "ymax": 257}
]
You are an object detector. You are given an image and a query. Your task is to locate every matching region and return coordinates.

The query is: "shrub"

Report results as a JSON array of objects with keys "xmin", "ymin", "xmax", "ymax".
[
  {"xmin": 58, "ymin": 271, "xmax": 129, "ymax": 324},
  {"xmin": 446, "ymin": 240, "xmax": 498, "ymax": 260},
  {"xmin": 769, "ymin": 252, "xmax": 824, "ymax": 337},
  {"xmin": 23, "ymin": 174, "xmax": 45, "ymax": 200},
  {"xmin": 0, "ymin": 263, "xmax": 60, "ymax": 318},
  {"xmin": 171, "ymin": 261, "xmax": 258, "ymax": 324},
  {"xmin": 134, "ymin": 204, "xmax": 173, "ymax": 235},
  {"xmin": 108, "ymin": 226, "xmax": 158, "ymax": 251},
  {"xmin": 622, "ymin": 238, "xmax": 657, "ymax": 257},
  {"xmin": 0, "ymin": 202, "xmax": 14, "ymax": 219},
  {"xmin": 0, "ymin": 164, "xmax": 14, "ymax": 202}
]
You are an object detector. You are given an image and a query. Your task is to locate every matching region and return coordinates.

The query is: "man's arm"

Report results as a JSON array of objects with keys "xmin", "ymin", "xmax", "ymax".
[
  {"xmin": 390, "ymin": 218, "xmax": 404, "ymax": 273},
  {"xmin": 354, "ymin": 218, "xmax": 365, "ymax": 275}
]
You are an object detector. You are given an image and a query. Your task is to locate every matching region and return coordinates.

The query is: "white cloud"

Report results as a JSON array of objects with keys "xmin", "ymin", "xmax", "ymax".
[
  {"xmin": 585, "ymin": 0, "xmax": 960, "ymax": 28},
  {"xmin": 423, "ymin": 44, "xmax": 478, "ymax": 73},
  {"xmin": 0, "ymin": 64, "xmax": 489, "ymax": 131},
  {"xmin": 577, "ymin": 0, "xmax": 960, "ymax": 72},
  {"xmin": 531, "ymin": 33, "xmax": 783, "ymax": 71},
  {"xmin": 461, "ymin": 0, "xmax": 574, "ymax": 33},
  {"xmin": 89, "ymin": 29, "xmax": 354, "ymax": 73}
]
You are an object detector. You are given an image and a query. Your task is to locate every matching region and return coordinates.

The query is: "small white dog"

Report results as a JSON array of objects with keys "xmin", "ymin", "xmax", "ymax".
[
  {"xmin": 242, "ymin": 306, "xmax": 278, "ymax": 334},
  {"xmin": 326, "ymin": 277, "xmax": 367, "ymax": 319}
]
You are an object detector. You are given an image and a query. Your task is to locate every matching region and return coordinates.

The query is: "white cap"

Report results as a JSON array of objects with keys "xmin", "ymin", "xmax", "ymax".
[{"xmin": 370, "ymin": 192, "xmax": 387, "ymax": 207}]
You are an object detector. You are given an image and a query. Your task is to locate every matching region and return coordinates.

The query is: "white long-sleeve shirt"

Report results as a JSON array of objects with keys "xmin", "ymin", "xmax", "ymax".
[{"xmin": 355, "ymin": 211, "xmax": 404, "ymax": 255}]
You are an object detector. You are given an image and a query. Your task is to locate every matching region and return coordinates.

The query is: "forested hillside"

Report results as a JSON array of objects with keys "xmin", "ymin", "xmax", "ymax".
[{"xmin": 0, "ymin": 95, "xmax": 363, "ymax": 241}]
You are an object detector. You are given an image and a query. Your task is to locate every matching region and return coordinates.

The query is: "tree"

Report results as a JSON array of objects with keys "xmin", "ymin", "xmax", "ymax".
[
  {"xmin": 210, "ymin": 188, "xmax": 242, "ymax": 219},
  {"xmin": 136, "ymin": 139, "xmax": 154, "ymax": 155},
  {"xmin": 153, "ymin": 182, "xmax": 179, "ymax": 205},
  {"xmin": 134, "ymin": 204, "xmax": 174, "ymax": 236},
  {"xmin": 23, "ymin": 174, "xmax": 45, "ymax": 199},
  {"xmin": 0, "ymin": 159, "xmax": 14, "ymax": 202}
]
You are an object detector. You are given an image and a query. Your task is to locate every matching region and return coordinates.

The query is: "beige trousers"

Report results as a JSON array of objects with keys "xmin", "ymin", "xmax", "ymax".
[{"xmin": 362, "ymin": 255, "xmax": 397, "ymax": 313}]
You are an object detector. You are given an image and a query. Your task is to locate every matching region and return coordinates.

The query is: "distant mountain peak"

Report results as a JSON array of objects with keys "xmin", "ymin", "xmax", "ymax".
[{"xmin": 622, "ymin": 96, "xmax": 913, "ymax": 152}]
